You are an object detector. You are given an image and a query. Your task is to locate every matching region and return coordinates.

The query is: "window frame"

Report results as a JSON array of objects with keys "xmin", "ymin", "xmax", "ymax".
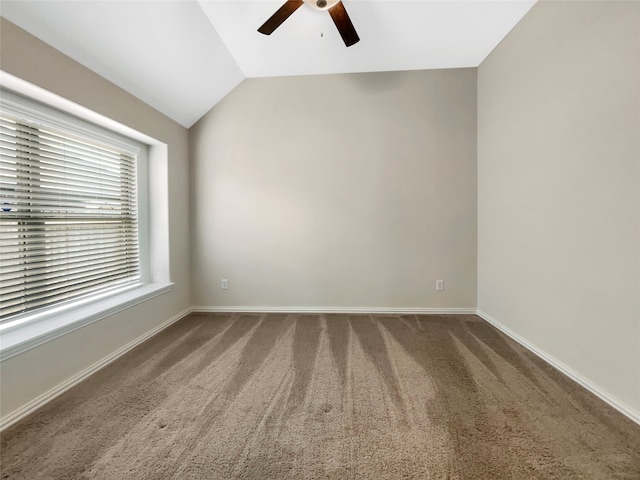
[
  {"xmin": 0, "ymin": 73, "xmax": 172, "ymax": 360},
  {"xmin": 1, "ymin": 89, "xmax": 146, "ymax": 320}
]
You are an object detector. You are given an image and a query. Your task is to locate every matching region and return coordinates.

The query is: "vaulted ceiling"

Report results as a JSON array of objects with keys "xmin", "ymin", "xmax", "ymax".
[{"xmin": 1, "ymin": 1, "xmax": 536, "ymax": 128}]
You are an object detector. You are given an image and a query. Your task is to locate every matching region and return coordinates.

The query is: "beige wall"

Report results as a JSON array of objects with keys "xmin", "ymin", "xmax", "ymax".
[
  {"xmin": 190, "ymin": 70, "xmax": 477, "ymax": 309},
  {"xmin": 0, "ymin": 19, "xmax": 191, "ymax": 419},
  {"xmin": 478, "ymin": 1, "xmax": 640, "ymax": 416}
]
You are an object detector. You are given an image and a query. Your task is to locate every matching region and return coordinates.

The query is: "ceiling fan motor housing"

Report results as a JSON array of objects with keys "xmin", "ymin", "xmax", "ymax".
[{"xmin": 303, "ymin": 0, "xmax": 340, "ymax": 11}]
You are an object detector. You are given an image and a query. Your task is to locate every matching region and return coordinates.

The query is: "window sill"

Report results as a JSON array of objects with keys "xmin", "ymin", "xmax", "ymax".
[{"xmin": 0, "ymin": 283, "xmax": 173, "ymax": 360}]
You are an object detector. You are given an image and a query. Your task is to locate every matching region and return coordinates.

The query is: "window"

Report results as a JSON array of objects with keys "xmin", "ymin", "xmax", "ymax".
[
  {"xmin": 0, "ymin": 82, "xmax": 171, "ymax": 357},
  {"xmin": 1, "ymin": 95, "xmax": 143, "ymax": 321}
]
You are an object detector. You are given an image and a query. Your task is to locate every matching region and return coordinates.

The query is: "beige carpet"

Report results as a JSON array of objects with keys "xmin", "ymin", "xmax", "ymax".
[{"xmin": 1, "ymin": 313, "xmax": 639, "ymax": 479}]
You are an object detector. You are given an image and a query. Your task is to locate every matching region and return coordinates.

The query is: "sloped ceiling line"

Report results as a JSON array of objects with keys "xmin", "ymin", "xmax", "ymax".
[{"xmin": 0, "ymin": 0, "xmax": 536, "ymax": 128}]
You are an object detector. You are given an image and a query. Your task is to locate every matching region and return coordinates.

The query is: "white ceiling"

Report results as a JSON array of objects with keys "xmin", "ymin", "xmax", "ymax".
[{"xmin": 0, "ymin": 0, "xmax": 536, "ymax": 128}]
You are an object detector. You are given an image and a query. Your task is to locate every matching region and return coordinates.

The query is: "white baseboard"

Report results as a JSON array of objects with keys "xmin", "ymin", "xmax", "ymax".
[
  {"xmin": 476, "ymin": 309, "xmax": 640, "ymax": 426},
  {"xmin": 192, "ymin": 306, "xmax": 477, "ymax": 315},
  {"xmin": 0, "ymin": 307, "xmax": 193, "ymax": 432}
]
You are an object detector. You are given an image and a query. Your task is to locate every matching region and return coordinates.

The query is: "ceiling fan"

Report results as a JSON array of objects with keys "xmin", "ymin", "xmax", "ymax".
[{"xmin": 258, "ymin": 0, "xmax": 360, "ymax": 47}]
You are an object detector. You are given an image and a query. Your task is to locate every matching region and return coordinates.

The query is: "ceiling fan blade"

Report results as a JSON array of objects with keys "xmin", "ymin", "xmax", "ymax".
[
  {"xmin": 328, "ymin": 1, "xmax": 360, "ymax": 47},
  {"xmin": 258, "ymin": 0, "xmax": 304, "ymax": 35}
]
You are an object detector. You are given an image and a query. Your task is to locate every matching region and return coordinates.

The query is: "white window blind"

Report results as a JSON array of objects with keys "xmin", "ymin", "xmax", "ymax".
[{"xmin": 0, "ymin": 100, "xmax": 141, "ymax": 321}]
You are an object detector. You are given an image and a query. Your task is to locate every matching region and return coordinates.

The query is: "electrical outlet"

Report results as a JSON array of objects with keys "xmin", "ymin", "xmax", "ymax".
[
  {"xmin": 221, "ymin": 279, "xmax": 228, "ymax": 290},
  {"xmin": 436, "ymin": 280, "xmax": 444, "ymax": 291}
]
